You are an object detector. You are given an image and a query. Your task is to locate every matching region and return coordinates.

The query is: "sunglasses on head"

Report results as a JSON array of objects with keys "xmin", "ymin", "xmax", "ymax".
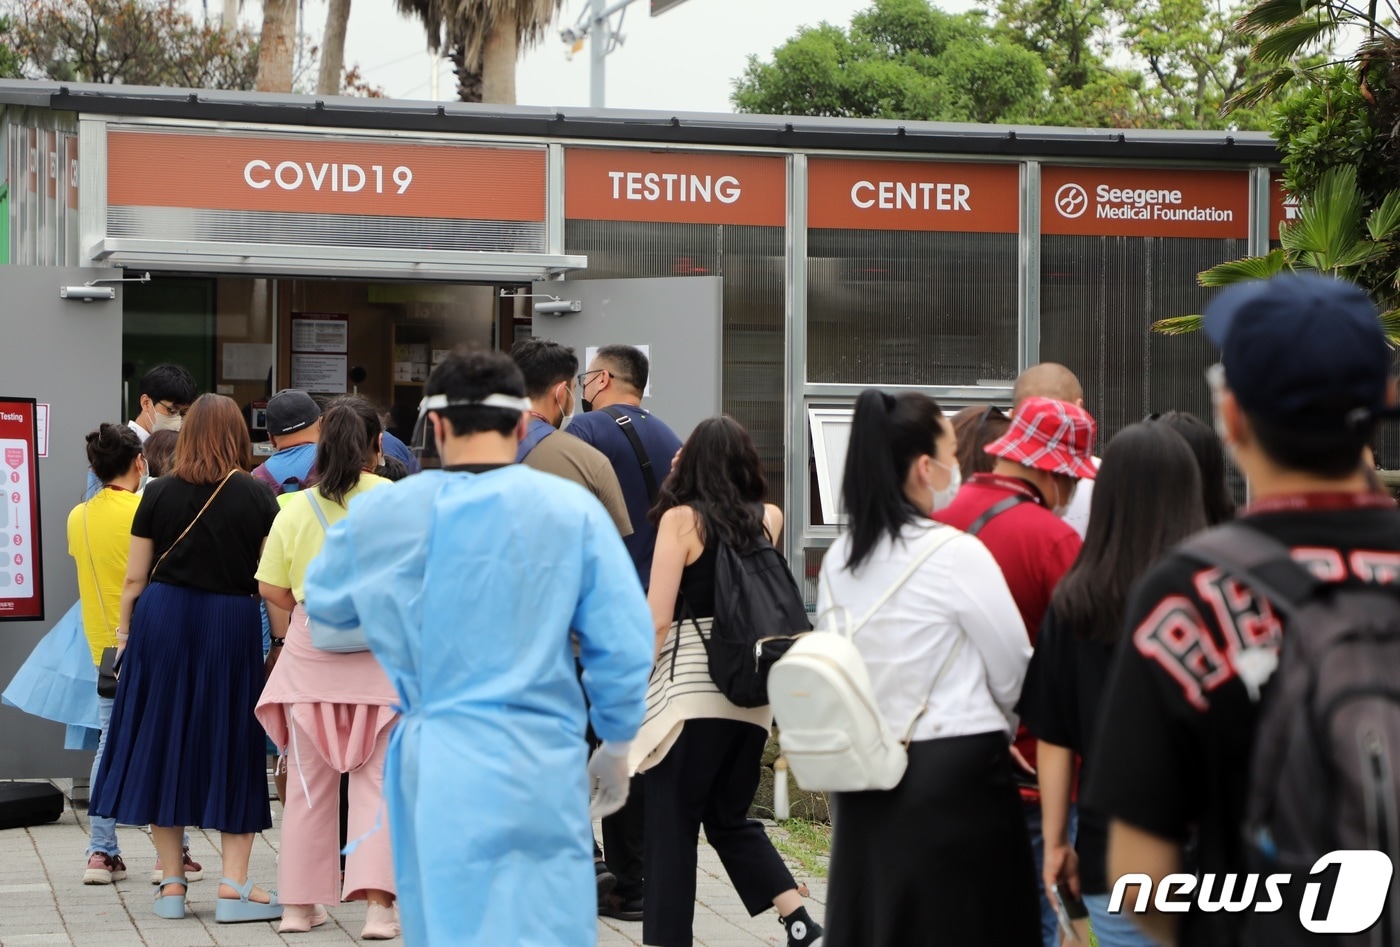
[{"xmin": 973, "ymin": 404, "xmax": 1008, "ymax": 445}]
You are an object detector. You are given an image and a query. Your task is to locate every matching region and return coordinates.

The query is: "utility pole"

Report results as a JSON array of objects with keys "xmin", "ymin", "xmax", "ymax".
[{"xmin": 589, "ymin": 0, "xmax": 607, "ymax": 109}]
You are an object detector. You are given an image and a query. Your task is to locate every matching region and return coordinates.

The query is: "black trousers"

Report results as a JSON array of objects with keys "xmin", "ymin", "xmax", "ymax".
[
  {"xmin": 643, "ymin": 718, "xmax": 796, "ymax": 947},
  {"xmin": 601, "ymin": 776, "xmax": 646, "ymax": 900}
]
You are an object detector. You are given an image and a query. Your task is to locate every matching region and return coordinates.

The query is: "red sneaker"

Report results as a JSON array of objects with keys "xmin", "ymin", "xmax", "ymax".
[
  {"xmin": 83, "ymin": 852, "xmax": 127, "ymax": 885},
  {"xmin": 150, "ymin": 847, "xmax": 204, "ymax": 884}
]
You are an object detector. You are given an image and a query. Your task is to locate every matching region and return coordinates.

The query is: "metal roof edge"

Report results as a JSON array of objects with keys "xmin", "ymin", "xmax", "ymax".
[{"xmin": 0, "ymin": 79, "xmax": 1280, "ymax": 162}]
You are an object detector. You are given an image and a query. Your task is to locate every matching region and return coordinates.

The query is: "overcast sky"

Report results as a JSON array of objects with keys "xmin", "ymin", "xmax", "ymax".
[{"xmin": 218, "ymin": 0, "xmax": 979, "ymax": 111}]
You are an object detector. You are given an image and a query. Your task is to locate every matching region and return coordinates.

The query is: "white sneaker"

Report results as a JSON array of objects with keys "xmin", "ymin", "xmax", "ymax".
[{"xmin": 361, "ymin": 901, "xmax": 400, "ymax": 940}]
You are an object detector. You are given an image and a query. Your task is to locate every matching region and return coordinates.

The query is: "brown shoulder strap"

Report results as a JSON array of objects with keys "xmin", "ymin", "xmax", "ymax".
[{"xmin": 149, "ymin": 469, "xmax": 238, "ymax": 582}]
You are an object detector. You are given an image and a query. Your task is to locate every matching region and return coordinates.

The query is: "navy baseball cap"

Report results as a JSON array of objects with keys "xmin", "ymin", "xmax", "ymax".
[{"xmin": 1203, "ymin": 273, "xmax": 1393, "ymax": 431}]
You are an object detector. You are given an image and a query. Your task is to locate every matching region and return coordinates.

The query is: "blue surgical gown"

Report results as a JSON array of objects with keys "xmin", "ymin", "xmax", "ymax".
[{"xmin": 303, "ymin": 465, "xmax": 654, "ymax": 947}]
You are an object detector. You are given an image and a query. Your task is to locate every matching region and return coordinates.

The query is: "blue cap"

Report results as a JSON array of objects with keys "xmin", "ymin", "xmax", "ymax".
[{"xmin": 1203, "ymin": 273, "xmax": 1392, "ymax": 431}]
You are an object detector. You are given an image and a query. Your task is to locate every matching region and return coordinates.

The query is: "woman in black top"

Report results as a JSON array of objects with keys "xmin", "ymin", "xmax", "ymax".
[
  {"xmin": 642, "ymin": 416, "xmax": 820, "ymax": 947},
  {"xmin": 91, "ymin": 394, "xmax": 283, "ymax": 924},
  {"xmin": 1016, "ymin": 422, "xmax": 1206, "ymax": 945}
]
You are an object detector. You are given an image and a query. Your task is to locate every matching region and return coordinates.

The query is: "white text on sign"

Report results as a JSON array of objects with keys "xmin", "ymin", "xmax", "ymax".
[
  {"xmin": 851, "ymin": 180, "xmax": 971, "ymax": 211},
  {"xmin": 243, "ymin": 161, "xmax": 414, "ymax": 195},
  {"xmin": 606, "ymin": 172, "xmax": 742, "ymax": 204}
]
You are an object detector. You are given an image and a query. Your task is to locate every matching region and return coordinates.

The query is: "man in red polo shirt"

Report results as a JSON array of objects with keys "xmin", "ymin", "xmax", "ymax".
[{"xmin": 934, "ymin": 394, "xmax": 1097, "ymax": 947}]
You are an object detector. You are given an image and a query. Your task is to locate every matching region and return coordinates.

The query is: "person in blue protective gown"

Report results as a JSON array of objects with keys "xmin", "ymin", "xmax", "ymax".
[{"xmin": 302, "ymin": 348, "xmax": 654, "ymax": 947}]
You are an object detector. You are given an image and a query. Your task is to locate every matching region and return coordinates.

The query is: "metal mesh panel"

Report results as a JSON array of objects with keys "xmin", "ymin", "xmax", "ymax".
[
  {"xmin": 807, "ymin": 230, "xmax": 1019, "ymax": 385},
  {"xmin": 563, "ymin": 220, "xmax": 786, "ymax": 500},
  {"xmin": 107, "ymin": 206, "xmax": 547, "ymax": 253},
  {"xmin": 1040, "ymin": 235, "xmax": 1248, "ymax": 497}
]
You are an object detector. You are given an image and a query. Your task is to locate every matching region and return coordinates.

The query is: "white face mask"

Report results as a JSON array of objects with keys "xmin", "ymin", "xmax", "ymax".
[
  {"xmin": 1052, "ymin": 478, "xmax": 1077, "ymax": 518},
  {"xmin": 148, "ymin": 407, "xmax": 182, "ymax": 433},
  {"xmin": 137, "ymin": 457, "xmax": 150, "ymax": 493},
  {"xmin": 556, "ymin": 384, "xmax": 575, "ymax": 433},
  {"xmin": 931, "ymin": 459, "xmax": 961, "ymax": 513}
]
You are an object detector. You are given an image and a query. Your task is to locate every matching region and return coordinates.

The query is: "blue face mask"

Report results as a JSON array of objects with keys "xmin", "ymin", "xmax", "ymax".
[{"xmin": 137, "ymin": 457, "xmax": 151, "ymax": 493}]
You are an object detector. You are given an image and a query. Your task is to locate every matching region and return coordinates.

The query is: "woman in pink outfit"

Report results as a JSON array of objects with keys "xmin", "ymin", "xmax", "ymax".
[{"xmin": 255, "ymin": 398, "xmax": 399, "ymax": 939}]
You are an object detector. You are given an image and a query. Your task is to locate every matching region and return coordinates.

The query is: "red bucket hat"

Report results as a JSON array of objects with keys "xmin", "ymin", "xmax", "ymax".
[{"xmin": 985, "ymin": 396, "xmax": 1098, "ymax": 480}]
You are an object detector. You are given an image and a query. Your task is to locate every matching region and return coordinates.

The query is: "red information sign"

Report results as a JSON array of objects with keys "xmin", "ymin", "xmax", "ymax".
[
  {"xmin": 1041, "ymin": 166, "xmax": 1250, "ymax": 239},
  {"xmin": 565, "ymin": 148, "xmax": 787, "ymax": 227},
  {"xmin": 0, "ymin": 398, "xmax": 44, "ymax": 622},
  {"xmin": 808, "ymin": 158, "xmax": 1020, "ymax": 232}
]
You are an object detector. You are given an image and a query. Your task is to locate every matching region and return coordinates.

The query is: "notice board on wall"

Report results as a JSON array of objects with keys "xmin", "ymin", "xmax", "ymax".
[{"xmin": 0, "ymin": 398, "xmax": 43, "ymax": 622}]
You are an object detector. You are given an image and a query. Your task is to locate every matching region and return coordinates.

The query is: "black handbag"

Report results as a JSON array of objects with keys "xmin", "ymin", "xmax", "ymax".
[{"xmin": 96, "ymin": 647, "xmax": 119, "ymax": 699}]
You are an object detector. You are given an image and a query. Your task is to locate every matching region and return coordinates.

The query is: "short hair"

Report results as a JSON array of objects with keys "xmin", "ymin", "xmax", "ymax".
[
  {"xmin": 511, "ymin": 338, "xmax": 579, "ymax": 398},
  {"xmin": 141, "ymin": 429, "xmax": 179, "ymax": 478},
  {"xmin": 85, "ymin": 423, "xmax": 143, "ymax": 483},
  {"xmin": 138, "ymin": 364, "xmax": 198, "ymax": 406},
  {"xmin": 1247, "ymin": 409, "xmax": 1371, "ymax": 479},
  {"xmin": 425, "ymin": 347, "xmax": 526, "ymax": 437},
  {"xmin": 171, "ymin": 394, "xmax": 252, "ymax": 484},
  {"xmin": 1012, "ymin": 362, "xmax": 1083, "ymax": 409},
  {"xmin": 595, "ymin": 345, "xmax": 649, "ymax": 396},
  {"xmin": 950, "ymin": 405, "xmax": 1008, "ymax": 476}
]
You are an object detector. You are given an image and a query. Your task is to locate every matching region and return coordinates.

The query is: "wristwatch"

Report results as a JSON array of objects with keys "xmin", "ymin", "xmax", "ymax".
[{"xmin": 269, "ymin": 636, "xmax": 286, "ymax": 648}]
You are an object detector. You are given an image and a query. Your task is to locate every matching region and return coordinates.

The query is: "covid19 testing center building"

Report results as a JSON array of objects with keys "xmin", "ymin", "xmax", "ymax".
[{"xmin": 0, "ymin": 80, "xmax": 1290, "ymax": 773}]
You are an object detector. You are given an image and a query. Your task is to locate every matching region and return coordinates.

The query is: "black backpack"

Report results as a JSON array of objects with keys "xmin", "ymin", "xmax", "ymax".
[
  {"xmin": 682, "ymin": 537, "xmax": 812, "ymax": 709},
  {"xmin": 1182, "ymin": 523, "xmax": 1400, "ymax": 942}
]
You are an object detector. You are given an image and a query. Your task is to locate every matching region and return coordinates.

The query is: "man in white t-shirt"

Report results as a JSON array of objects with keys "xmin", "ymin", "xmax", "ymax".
[{"xmin": 86, "ymin": 364, "xmax": 197, "ymax": 500}]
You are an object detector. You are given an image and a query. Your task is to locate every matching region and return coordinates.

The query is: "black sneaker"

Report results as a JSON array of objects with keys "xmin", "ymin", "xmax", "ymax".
[
  {"xmin": 598, "ymin": 892, "xmax": 644, "ymax": 921},
  {"xmin": 595, "ymin": 859, "xmax": 617, "ymax": 901},
  {"xmin": 781, "ymin": 905, "xmax": 823, "ymax": 947}
]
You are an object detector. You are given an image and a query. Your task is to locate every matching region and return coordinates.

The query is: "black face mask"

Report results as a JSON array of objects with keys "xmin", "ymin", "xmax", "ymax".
[{"xmin": 581, "ymin": 398, "xmax": 594, "ymax": 413}]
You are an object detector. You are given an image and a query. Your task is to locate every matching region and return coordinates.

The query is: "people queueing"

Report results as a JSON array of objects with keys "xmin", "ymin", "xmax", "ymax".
[
  {"xmin": 510, "ymin": 337, "xmax": 633, "ymax": 537},
  {"xmin": 818, "ymin": 389, "xmax": 1038, "ymax": 945},
  {"xmin": 1088, "ymin": 273, "xmax": 1400, "ymax": 945},
  {"xmin": 254, "ymin": 399, "xmax": 399, "ymax": 939},
  {"xmin": 1016, "ymin": 422, "xmax": 1208, "ymax": 946},
  {"xmin": 71, "ymin": 425, "xmax": 201, "ymax": 886},
  {"xmin": 1149, "ymin": 410, "xmax": 1237, "ymax": 525},
  {"xmin": 85, "ymin": 363, "xmax": 196, "ymax": 499},
  {"xmin": 90, "ymin": 394, "xmax": 283, "ymax": 923},
  {"xmin": 636, "ymin": 416, "xmax": 821, "ymax": 947},
  {"xmin": 252, "ymin": 389, "xmax": 322, "ymax": 496},
  {"xmin": 301, "ymin": 349, "xmax": 654, "ymax": 946},
  {"xmin": 569, "ymin": 343, "xmax": 685, "ymax": 921},
  {"xmin": 933, "ymin": 390, "xmax": 1096, "ymax": 947},
  {"xmin": 1011, "ymin": 363, "xmax": 1099, "ymax": 540}
]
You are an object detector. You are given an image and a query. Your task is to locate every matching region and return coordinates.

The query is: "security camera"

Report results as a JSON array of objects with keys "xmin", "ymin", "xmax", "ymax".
[
  {"xmin": 560, "ymin": 26, "xmax": 579, "ymax": 44},
  {"xmin": 59, "ymin": 286, "xmax": 116, "ymax": 302},
  {"xmin": 534, "ymin": 299, "xmax": 583, "ymax": 315}
]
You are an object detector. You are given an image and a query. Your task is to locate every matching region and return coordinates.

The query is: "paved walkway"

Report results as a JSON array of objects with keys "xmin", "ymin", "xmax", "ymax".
[{"xmin": 0, "ymin": 784, "xmax": 827, "ymax": 946}]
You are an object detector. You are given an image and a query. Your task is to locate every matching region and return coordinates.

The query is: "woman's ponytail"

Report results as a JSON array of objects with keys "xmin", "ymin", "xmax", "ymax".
[
  {"xmin": 315, "ymin": 401, "xmax": 381, "ymax": 506},
  {"xmin": 841, "ymin": 389, "xmax": 944, "ymax": 572}
]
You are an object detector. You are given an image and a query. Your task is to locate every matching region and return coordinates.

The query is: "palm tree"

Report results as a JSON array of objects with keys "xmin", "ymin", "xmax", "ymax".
[
  {"xmin": 316, "ymin": 0, "xmax": 351, "ymax": 94},
  {"xmin": 1228, "ymin": 0, "xmax": 1394, "ymax": 108},
  {"xmin": 394, "ymin": 0, "xmax": 563, "ymax": 103},
  {"xmin": 256, "ymin": 0, "xmax": 297, "ymax": 91},
  {"xmin": 1152, "ymin": 165, "xmax": 1400, "ymax": 342}
]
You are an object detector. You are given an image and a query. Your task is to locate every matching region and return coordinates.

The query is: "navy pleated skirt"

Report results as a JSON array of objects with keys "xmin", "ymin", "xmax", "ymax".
[{"xmin": 91, "ymin": 582, "xmax": 272, "ymax": 834}]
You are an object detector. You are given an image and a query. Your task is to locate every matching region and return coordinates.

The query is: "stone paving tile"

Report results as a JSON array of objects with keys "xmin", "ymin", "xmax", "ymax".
[{"xmin": 0, "ymin": 788, "xmax": 827, "ymax": 946}]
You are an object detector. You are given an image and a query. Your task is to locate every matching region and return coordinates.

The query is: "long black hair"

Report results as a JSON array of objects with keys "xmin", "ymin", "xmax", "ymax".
[
  {"xmin": 316, "ymin": 398, "xmax": 381, "ymax": 507},
  {"xmin": 1052, "ymin": 422, "xmax": 1207, "ymax": 646},
  {"xmin": 842, "ymin": 389, "xmax": 946, "ymax": 573},
  {"xmin": 1152, "ymin": 411, "xmax": 1235, "ymax": 525},
  {"xmin": 651, "ymin": 415, "xmax": 768, "ymax": 550}
]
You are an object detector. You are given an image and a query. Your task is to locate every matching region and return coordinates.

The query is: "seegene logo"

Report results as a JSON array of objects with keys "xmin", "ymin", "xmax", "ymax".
[{"xmin": 1054, "ymin": 183, "xmax": 1088, "ymax": 219}]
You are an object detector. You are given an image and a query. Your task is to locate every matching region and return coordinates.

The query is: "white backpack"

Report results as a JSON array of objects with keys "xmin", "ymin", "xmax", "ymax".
[{"xmin": 770, "ymin": 527, "xmax": 964, "ymax": 793}]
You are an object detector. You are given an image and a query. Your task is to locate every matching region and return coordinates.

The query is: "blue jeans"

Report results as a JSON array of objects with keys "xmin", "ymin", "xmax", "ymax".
[
  {"xmin": 1025, "ymin": 801, "xmax": 1079, "ymax": 947},
  {"xmin": 87, "ymin": 697, "xmax": 118, "ymax": 857},
  {"xmin": 1085, "ymin": 893, "xmax": 1156, "ymax": 947}
]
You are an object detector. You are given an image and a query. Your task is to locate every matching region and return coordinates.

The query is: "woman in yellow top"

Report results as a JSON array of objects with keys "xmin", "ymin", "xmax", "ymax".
[
  {"xmin": 69, "ymin": 424, "xmax": 202, "ymax": 886},
  {"xmin": 255, "ymin": 397, "xmax": 399, "ymax": 940}
]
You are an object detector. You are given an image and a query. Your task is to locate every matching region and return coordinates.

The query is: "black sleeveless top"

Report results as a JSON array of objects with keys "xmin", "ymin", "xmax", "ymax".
[{"xmin": 675, "ymin": 544, "xmax": 717, "ymax": 621}]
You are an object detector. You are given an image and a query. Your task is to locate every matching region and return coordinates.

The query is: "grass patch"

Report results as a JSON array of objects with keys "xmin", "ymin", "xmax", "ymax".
[{"xmin": 769, "ymin": 817, "xmax": 832, "ymax": 879}]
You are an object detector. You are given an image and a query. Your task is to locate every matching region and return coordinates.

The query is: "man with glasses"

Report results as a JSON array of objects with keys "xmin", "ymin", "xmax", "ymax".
[
  {"xmin": 86, "ymin": 364, "xmax": 197, "ymax": 500},
  {"xmin": 566, "ymin": 344, "xmax": 683, "ymax": 924}
]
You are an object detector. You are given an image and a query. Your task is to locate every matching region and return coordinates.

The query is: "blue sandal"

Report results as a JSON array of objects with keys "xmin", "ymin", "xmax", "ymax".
[
  {"xmin": 153, "ymin": 877, "xmax": 187, "ymax": 919},
  {"xmin": 214, "ymin": 876, "xmax": 284, "ymax": 923}
]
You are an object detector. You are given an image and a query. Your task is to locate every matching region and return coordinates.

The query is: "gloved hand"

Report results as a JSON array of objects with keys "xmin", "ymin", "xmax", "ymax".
[{"xmin": 588, "ymin": 741, "xmax": 632, "ymax": 820}]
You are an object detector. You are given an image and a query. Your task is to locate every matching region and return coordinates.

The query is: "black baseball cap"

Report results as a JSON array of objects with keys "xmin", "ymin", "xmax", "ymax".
[
  {"xmin": 265, "ymin": 389, "xmax": 321, "ymax": 437},
  {"xmin": 1203, "ymin": 273, "xmax": 1393, "ymax": 431}
]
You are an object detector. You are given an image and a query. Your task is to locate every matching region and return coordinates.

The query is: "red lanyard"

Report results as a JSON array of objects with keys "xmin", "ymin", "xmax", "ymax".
[
  {"xmin": 527, "ymin": 411, "xmax": 552, "ymax": 426},
  {"xmin": 1243, "ymin": 492, "xmax": 1397, "ymax": 516},
  {"xmin": 104, "ymin": 484, "xmax": 131, "ymax": 493},
  {"xmin": 968, "ymin": 473, "xmax": 1047, "ymax": 506}
]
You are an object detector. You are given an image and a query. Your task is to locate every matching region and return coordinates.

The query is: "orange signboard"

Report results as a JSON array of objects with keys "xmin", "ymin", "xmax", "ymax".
[
  {"xmin": 565, "ymin": 148, "xmax": 786, "ymax": 226},
  {"xmin": 107, "ymin": 129, "xmax": 546, "ymax": 222},
  {"xmin": 1041, "ymin": 166, "xmax": 1249, "ymax": 239},
  {"xmin": 1268, "ymin": 171, "xmax": 1299, "ymax": 236},
  {"xmin": 807, "ymin": 158, "xmax": 1020, "ymax": 232}
]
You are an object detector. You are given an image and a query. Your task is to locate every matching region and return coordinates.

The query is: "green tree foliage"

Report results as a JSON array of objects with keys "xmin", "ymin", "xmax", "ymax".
[
  {"xmin": 4, "ymin": 0, "xmax": 261, "ymax": 88},
  {"xmin": 734, "ymin": 0, "xmax": 1278, "ymax": 129},
  {"xmin": 731, "ymin": 0, "xmax": 1049, "ymax": 124},
  {"xmin": 0, "ymin": 16, "xmax": 23, "ymax": 78}
]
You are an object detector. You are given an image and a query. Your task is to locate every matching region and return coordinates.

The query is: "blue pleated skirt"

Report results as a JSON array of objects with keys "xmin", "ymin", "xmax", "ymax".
[{"xmin": 91, "ymin": 582, "xmax": 272, "ymax": 834}]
